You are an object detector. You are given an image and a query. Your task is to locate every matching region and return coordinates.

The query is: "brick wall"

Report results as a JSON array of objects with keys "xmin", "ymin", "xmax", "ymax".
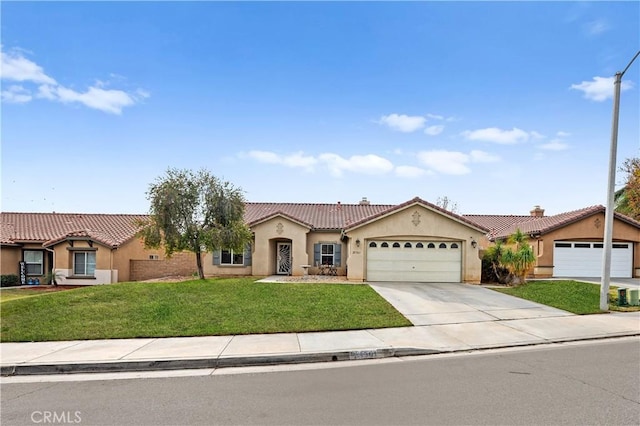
[{"xmin": 130, "ymin": 252, "xmax": 198, "ymax": 281}]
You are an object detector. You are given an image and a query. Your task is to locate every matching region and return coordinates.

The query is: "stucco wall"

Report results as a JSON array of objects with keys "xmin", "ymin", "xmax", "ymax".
[
  {"xmin": 344, "ymin": 204, "xmax": 485, "ymax": 283},
  {"xmin": 251, "ymin": 217, "xmax": 310, "ymax": 276},
  {"xmin": 49, "ymin": 240, "xmax": 113, "ymax": 285},
  {"xmin": 533, "ymin": 213, "xmax": 640, "ymax": 277},
  {"xmin": 1, "ymin": 246, "xmax": 24, "ymax": 276},
  {"xmin": 306, "ymin": 232, "xmax": 345, "ymax": 275}
]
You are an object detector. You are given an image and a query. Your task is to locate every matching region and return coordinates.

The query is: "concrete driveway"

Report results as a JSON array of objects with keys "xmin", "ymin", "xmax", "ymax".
[{"xmin": 368, "ymin": 282, "xmax": 573, "ymax": 326}]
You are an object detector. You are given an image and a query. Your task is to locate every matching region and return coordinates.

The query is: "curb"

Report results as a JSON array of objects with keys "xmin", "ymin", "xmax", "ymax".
[
  {"xmin": 3, "ymin": 333, "xmax": 639, "ymax": 377},
  {"xmin": 0, "ymin": 347, "xmax": 440, "ymax": 377}
]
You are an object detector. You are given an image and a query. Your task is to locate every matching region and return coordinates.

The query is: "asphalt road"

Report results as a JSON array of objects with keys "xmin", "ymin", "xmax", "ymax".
[{"xmin": 2, "ymin": 338, "xmax": 639, "ymax": 425}]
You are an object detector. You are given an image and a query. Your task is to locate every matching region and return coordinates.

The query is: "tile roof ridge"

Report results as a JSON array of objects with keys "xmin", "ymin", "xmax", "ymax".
[{"xmin": 1, "ymin": 211, "xmax": 148, "ymax": 216}]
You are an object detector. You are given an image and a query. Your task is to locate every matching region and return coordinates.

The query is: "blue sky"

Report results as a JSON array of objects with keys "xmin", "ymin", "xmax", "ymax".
[{"xmin": 2, "ymin": 1, "xmax": 639, "ymax": 215}]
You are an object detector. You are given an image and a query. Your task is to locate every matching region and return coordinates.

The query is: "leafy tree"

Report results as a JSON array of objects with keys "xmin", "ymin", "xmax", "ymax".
[
  {"xmin": 138, "ymin": 168, "xmax": 252, "ymax": 279},
  {"xmin": 482, "ymin": 229, "xmax": 536, "ymax": 286},
  {"xmin": 615, "ymin": 157, "xmax": 640, "ymax": 220}
]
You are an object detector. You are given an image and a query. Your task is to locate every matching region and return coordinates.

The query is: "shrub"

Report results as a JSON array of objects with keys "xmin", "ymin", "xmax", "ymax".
[{"xmin": 1, "ymin": 274, "xmax": 20, "ymax": 287}]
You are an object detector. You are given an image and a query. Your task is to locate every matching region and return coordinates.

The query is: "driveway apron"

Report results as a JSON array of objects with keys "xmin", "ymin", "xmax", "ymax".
[{"xmin": 368, "ymin": 282, "xmax": 573, "ymax": 326}]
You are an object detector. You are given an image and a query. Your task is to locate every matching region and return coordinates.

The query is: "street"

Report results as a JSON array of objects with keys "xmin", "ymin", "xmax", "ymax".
[{"xmin": 2, "ymin": 338, "xmax": 639, "ymax": 425}]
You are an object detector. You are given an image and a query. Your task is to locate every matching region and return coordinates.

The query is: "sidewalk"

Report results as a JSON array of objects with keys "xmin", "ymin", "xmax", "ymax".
[{"xmin": 2, "ymin": 311, "xmax": 638, "ymax": 376}]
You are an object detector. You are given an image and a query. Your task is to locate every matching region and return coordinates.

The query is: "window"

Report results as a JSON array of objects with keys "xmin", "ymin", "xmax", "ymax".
[
  {"xmin": 427, "ymin": 243, "xmax": 435, "ymax": 249},
  {"xmin": 24, "ymin": 250, "xmax": 44, "ymax": 275},
  {"xmin": 221, "ymin": 249, "xmax": 244, "ymax": 265},
  {"xmin": 321, "ymin": 244, "xmax": 335, "ymax": 265},
  {"xmin": 451, "ymin": 243, "xmax": 459, "ymax": 249},
  {"xmin": 613, "ymin": 244, "xmax": 629, "ymax": 249},
  {"xmin": 555, "ymin": 243, "xmax": 571, "ymax": 248},
  {"xmin": 416, "ymin": 243, "xmax": 424, "ymax": 248},
  {"xmin": 369, "ymin": 242, "xmax": 377, "ymax": 248},
  {"xmin": 73, "ymin": 252, "xmax": 96, "ymax": 276},
  {"xmin": 404, "ymin": 242, "xmax": 412, "ymax": 248},
  {"xmin": 439, "ymin": 243, "xmax": 447, "ymax": 249},
  {"xmin": 381, "ymin": 242, "xmax": 389, "ymax": 248},
  {"xmin": 392, "ymin": 242, "xmax": 401, "ymax": 248},
  {"xmin": 149, "ymin": 254, "xmax": 159, "ymax": 260},
  {"xmin": 593, "ymin": 243, "xmax": 604, "ymax": 248},
  {"xmin": 575, "ymin": 243, "xmax": 590, "ymax": 248}
]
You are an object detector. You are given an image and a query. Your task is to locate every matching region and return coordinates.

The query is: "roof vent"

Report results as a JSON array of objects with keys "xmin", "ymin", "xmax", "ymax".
[
  {"xmin": 359, "ymin": 197, "xmax": 370, "ymax": 205},
  {"xmin": 530, "ymin": 205, "xmax": 545, "ymax": 217}
]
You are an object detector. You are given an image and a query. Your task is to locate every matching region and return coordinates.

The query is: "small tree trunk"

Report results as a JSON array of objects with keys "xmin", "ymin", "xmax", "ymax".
[{"xmin": 195, "ymin": 249, "xmax": 205, "ymax": 279}]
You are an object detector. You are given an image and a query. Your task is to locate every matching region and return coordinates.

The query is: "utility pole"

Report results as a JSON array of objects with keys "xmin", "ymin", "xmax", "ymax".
[{"xmin": 600, "ymin": 50, "xmax": 640, "ymax": 312}]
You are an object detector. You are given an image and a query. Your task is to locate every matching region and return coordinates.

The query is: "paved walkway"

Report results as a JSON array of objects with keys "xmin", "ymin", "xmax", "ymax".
[{"xmin": 1, "ymin": 280, "xmax": 639, "ymax": 376}]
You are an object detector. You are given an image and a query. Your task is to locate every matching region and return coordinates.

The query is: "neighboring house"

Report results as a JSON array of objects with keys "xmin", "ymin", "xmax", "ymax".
[
  {"xmin": 465, "ymin": 205, "xmax": 640, "ymax": 278},
  {"xmin": 4, "ymin": 200, "xmax": 638, "ymax": 285},
  {"xmin": 0, "ymin": 213, "xmax": 167, "ymax": 285}
]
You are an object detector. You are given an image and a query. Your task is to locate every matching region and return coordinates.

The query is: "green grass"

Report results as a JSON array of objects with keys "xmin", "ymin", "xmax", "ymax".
[
  {"xmin": 0, "ymin": 278, "xmax": 411, "ymax": 342},
  {"xmin": 0, "ymin": 288, "xmax": 55, "ymax": 302},
  {"xmin": 493, "ymin": 280, "xmax": 636, "ymax": 314}
]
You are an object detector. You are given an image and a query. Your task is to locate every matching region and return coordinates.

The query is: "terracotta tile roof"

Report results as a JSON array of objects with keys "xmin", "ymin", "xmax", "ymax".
[
  {"xmin": 244, "ymin": 202, "xmax": 395, "ymax": 230},
  {"xmin": 344, "ymin": 197, "xmax": 489, "ymax": 232},
  {"xmin": 0, "ymin": 212, "xmax": 148, "ymax": 248},
  {"xmin": 464, "ymin": 205, "xmax": 640, "ymax": 240}
]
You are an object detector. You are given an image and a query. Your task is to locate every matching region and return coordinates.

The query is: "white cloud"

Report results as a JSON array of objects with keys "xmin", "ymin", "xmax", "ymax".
[
  {"xmin": 378, "ymin": 114, "xmax": 426, "ymax": 133},
  {"xmin": 426, "ymin": 113, "xmax": 455, "ymax": 122},
  {"xmin": 556, "ymin": 131, "xmax": 571, "ymax": 137},
  {"xmin": 584, "ymin": 19, "xmax": 609, "ymax": 36},
  {"xmin": 1, "ymin": 46, "xmax": 147, "ymax": 114},
  {"xmin": 1, "ymin": 85, "xmax": 32, "ymax": 103},
  {"xmin": 319, "ymin": 153, "xmax": 394, "ymax": 177},
  {"xmin": 469, "ymin": 150, "xmax": 500, "ymax": 163},
  {"xmin": 48, "ymin": 85, "xmax": 139, "ymax": 115},
  {"xmin": 246, "ymin": 151, "xmax": 317, "ymax": 170},
  {"xmin": 417, "ymin": 150, "xmax": 471, "ymax": 175},
  {"xmin": 461, "ymin": 127, "xmax": 531, "ymax": 144},
  {"xmin": 246, "ymin": 151, "xmax": 393, "ymax": 177},
  {"xmin": 395, "ymin": 165, "xmax": 428, "ymax": 178},
  {"xmin": 570, "ymin": 76, "xmax": 633, "ymax": 102},
  {"xmin": 530, "ymin": 131, "xmax": 546, "ymax": 139},
  {"xmin": 0, "ymin": 49, "xmax": 56, "ymax": 85},
  {"xmin": 426, "ymin": 113, "xmax": 444, "ymax": 120},
  {"xmin": 424, "ymin": 125, "xmax": 444, "ymax": 136},
  {"xmin": 417, "ymin": 149, "xmax": 501, "ymax": 175},
  {"xmin": 539, "ymin": 139, "xmax": 569, "ymax": 151}
]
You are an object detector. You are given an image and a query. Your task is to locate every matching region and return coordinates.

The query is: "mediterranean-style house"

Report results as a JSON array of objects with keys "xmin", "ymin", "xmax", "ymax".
[
  {"xmin": 2, "ymin": 198, "xmax": 640, "ymax": 285},
  {"xmin": 467, "ymin": 205, "xmax": 640, "ymax": 278}
]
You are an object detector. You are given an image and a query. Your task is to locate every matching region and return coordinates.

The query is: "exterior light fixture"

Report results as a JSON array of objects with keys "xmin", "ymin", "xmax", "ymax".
[
  {"xmin": 356, "ymin": 239, "xmax": 361, "ymax": 247},
  {"xmin": 471, "ymin": 239, "xmax": 477, "ymax": 248}
]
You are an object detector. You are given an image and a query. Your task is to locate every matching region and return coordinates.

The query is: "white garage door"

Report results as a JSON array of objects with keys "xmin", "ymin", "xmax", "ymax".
[
  {"xmin": 554, "ymin": 241, "xmax": 632, "ymax": 278},
  {"xmin": 366, "ymin": 240, "xmax": 462, "ymax": 282}
]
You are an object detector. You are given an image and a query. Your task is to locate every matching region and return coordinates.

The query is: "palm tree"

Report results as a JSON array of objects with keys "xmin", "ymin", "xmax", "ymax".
[
  {"xmin": 501, "ymin": 229, "xmax": 536, "ymax": 285},
  {"xmin": 483, "ymin": 240, "xmax": 512, "ymax": 284}
]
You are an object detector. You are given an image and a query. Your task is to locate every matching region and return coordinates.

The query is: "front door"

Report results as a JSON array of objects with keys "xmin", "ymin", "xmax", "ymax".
[{"xmin": 276, "ymin": 242, "xmax": 292, "ymax": 275}]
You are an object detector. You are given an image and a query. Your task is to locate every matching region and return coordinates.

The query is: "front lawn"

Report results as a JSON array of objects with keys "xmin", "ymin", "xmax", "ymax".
[
  {"xmin": 0, "ymin": 278, "xmax": 411, "ymax": 342},
  {"xmin": 493, "ymin": 280, "xmax": 638, "ymax": 314}
]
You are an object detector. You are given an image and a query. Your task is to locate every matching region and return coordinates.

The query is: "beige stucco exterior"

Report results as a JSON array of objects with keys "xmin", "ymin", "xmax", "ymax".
[
  {"xmin": 249, "ymin": 215, "xmax": 311, "ymax": 277},
  {"xmin": 344, "ymin": 203, "xmax": 485, "ymax": 283},
  {"xmin": 7, "ymin": 202, "xmax": 638, "ymax": 286},
  {"xmin": 530, "ymin": 212, "xmax": 640, "ymax": 278},
  {"xmin": 1, "ymin": 246, "xmax": 26, "ymax": 276}
]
